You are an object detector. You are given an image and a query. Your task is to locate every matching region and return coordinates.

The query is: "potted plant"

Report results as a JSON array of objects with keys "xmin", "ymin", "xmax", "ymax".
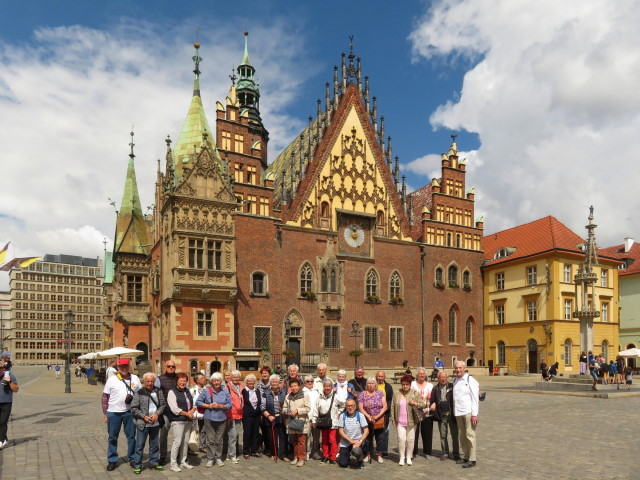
[
  {"xmin": 433, "ymin": 281, "xmax": 445, "ymax": 289},
  {"xmin": 301, "ymin": 290, "xmax": 316, "ymax": 300},
  {"xmin": 390, "ymin": 296, "xmax": 404, "ymax": 306},
  {"xmin": 365, "ymin": 295, "xmax": 381, "ymax": 304},
  {"xmin": 449, "ymin": 282, "xmax": 459, "ymax": 288},
  {"xmin": 463, "ymin": 283, "xmax": 472, "ymax": 291},
  {"xmin": 282, "ymin": 349, "xmax": 296, "ymax": 359}
]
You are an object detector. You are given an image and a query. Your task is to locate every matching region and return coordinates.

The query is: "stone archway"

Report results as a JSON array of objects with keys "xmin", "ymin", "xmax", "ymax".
[{"xmin": 527, "ymin": 338, "xmax": 538, "ymax": 374}]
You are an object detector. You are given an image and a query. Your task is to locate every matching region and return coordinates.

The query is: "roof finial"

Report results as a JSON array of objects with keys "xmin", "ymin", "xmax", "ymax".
[
  {"xmin": 129, "ymin": 130, "xmax": 135, "ymax": 158},
  {"xmin": 192, "ymin": 41, "xmax": 202, "ymax": 76},
  {"xmin": 346, "ymin": 35, "xmax": 356, "ymax": 81},
  {"xmin": 242, "ymin": 31, "xmax": 250, "ymax": 66},
  {"xmin": 229, "ymin": 67, "xmax": 237, "ymax": 86},
  {"xmin": 451, "ymin": 133, "xmax": 457, "ymax": 143}
]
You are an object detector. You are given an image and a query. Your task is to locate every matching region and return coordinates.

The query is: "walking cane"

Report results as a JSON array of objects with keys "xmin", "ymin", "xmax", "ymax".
[{"xmin": 271, "ymin": 423, "xmax": 278, "ymax": 462}]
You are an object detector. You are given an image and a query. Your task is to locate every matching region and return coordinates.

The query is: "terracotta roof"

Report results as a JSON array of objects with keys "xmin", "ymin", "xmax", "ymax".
[
  {"xmin": 482, "ymin": 216, "xmax": 586, "ymax": 265},
  {"xmin": 599, "ymin": 241, "xmax": 640, "ymax": 276},
  {"xmin": 406, "ymin": 183, "xmax": 433, "ymax": 241}
]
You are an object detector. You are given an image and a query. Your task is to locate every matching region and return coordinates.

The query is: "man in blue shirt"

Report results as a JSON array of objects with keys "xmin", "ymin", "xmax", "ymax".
[
  {"xmin": 338, "ymin": 399, "xmax": 369, "ymax": 468},
  {"xmin": 0, "ymin": 361, "xmax": 19, "ymax": 449}
]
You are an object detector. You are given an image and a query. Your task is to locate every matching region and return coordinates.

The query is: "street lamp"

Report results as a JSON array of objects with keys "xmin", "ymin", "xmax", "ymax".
[
  {"xmin": 284, "ymin": 318, "xmax": 292, "ymax": 351},
  {"xmin": 349, "ymin": 320, "xmax": 362, "ymax": 368},
  {"xmin": 64, "ymin": 310, "xmax": 75, "ymax": 394}
]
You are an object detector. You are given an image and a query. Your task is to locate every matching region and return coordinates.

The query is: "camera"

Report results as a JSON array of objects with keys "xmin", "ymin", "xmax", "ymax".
[{"xmin": 125, "ymin": 394, "xmax": 133, "ymax": 404}]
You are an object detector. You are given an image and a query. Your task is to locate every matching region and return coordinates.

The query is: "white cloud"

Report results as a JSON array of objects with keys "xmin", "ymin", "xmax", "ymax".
[
  {"xmin": 0, "ymin": 17, "xmax": 312, "ymax": 269},
  {"xmin": 410, "ymin": 0, "xmax": 640, "ymax": 245}
]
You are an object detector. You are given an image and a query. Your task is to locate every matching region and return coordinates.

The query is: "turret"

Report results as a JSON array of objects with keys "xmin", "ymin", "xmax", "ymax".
[{"xmin": 236, "ymin": 31, "xmax": 264, "ymax": 129}]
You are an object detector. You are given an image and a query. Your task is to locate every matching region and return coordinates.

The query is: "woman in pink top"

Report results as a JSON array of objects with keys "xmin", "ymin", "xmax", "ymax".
[{"xmin": 391, "ymin": 375, "xmax": 425, "ymax": 466}]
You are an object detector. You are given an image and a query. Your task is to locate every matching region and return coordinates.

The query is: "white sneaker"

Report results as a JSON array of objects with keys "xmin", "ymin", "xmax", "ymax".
[
  {"xmin": 377, "ymin": 456, "xmax": 384, "ymax": 464},
  {"xmin": 399, "ymin": 458, "xmax": 405, "ymax": 466},
  {"xmin": 216, "ymin": 459, "xmax": 225, "ymax": 467},
  {"xmin": 205, "ymin": 460, "xmax": 214, "ymax": 468},
  {"xmin": 231, "ymin": 456, "xmax": 239, "ymax": 464},
  {"xmin": 291, "ymin": 458, "xmax": 299, "ymax": 466},
  {"xmin": 169, "ymin": 465, "xmax": 182, "ymax": 472},
  {"xmin": 407, "ymin": 457, "xmax": 413, "ymax": 466},
  {"xmin": 180, "ymin": 462, "xmax": 194, "ymax": 469}
]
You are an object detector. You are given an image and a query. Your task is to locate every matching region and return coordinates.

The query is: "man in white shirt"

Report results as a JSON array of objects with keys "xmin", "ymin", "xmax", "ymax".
[
  {"xmin": 452, "ymin": 361, "xmax": 479, "ymax": 468},
  {"xmin": 311, "ymin": 363, "xmax": 332, "ymax": 460},
  {"xmin": 105, "ymin": 360, "xmax": 117, "ymax": 379},
  {"xmin": 102, "ymin": 358, "xmax": 141, "ymax": 471}
]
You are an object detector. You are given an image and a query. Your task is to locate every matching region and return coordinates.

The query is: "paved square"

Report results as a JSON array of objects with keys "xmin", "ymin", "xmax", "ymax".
[{"xmin": 2, "ymin": 367, "xmax": 637, "ymax": 479}]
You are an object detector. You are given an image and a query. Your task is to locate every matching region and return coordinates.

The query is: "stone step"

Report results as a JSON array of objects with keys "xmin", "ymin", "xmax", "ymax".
[
  {"xmin": 549, "ymin": 377, "xmax": 593, "ymax": 384},
  {"xmin": 534, "ymin": 381, "xmax": 595, "ymax": 392}
]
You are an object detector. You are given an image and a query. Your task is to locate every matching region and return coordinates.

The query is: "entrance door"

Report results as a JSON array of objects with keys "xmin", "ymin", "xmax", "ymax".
[
  {"xmin": 528, "ymin": 339, "xmax": 538, "ymax": 373},
  {"xmin": 210, "ymin": 361, "xmax": 221, "ymax": 375},
  {"xmin": 287, "ymin": 338, "xmax": 301, "ymax": 366}
]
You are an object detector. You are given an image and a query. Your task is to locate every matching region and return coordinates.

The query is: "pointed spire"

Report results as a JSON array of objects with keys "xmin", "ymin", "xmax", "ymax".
[
  {"xmin": 356, "ymin": 57, "xmax": 362, "ymax": 92},
  {"xmin": 341, "ymin": 53, "xmax": 347, "ymax": 90},
  {"xmin": 242, "ymin": 30, "xmax": 251, "ymax": 66},
  {"xmin": 379, "ymin": 116, "xmax": 385, "ymax": 146},
  {"xmin": 387, "ymin": 136, "xmax": 393, "ymax": 168},
  {"xmin": 394, "ymin": 155, "xmax": 399, "ymax": 187},
  {"xmin": 372, "ymin": 96, "xmax": 378, "ymax": 132},
  {"xmin": 236, "ymin": 31, "xmax": 264, "ymax": 129},
  {"xmin": 364, "ymin": 76, "xmax": 370, "ymax": 113},
  {"xmin": 115, "ymin": 131, "xmax": 150, "ymax": 255},
  {"xmin": 192, "ymin": 42, "xmax": 202, "ymax": 97},
  {"xmin": 325, "ymin": 82, "xmax": 331, "ymax": 113}
]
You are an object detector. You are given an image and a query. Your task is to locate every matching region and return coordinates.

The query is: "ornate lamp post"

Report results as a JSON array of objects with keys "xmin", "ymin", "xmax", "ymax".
[
  {"xmin": 64, "ymin": 310, "xmax": 74, "ymax": 394},
  {"xmin": 349, "ymin": 320, "xmax": 362, "ymax": 368},
  {"xmin": 284, "ymin": 317, "xmax": 292, "ymax": 352}
]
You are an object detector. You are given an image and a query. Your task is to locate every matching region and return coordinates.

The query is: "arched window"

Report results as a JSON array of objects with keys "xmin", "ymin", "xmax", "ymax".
[
  {"xmin": 366, "ymin": 269, "xmax": 379, "ymax": 299},
  {"xmin": 463, "ymin": 270, "xmax": 470, "ymax": 288},
  {"xmin": 497, "ymin": 341, "xmax": 505, "ymax": 365},
  {"xmin": 389, "ymin": 271, "xmax": 402, "ymax": 299},
  {"xmin": 466, "ymin": 318, "xmax": 473, "ymax": 344},
  {"xmin": 320, "ymin": 201, "xmax": 330, "ymax": 218},
  {"xmin": 432, "ymin": 318, "xmax": 440, "ymax": 344},
  {"xmin": 299, "ymin": 263, "xmax": 313, "ymax": 294},
  {"xmin": 376, "ymin": 210, "xmax": 385, "ymax": 226},
  {"xmin": 329, "ymin": 269, "xmax": 337, "ymax": 293},
  {"xmin": 448, "ymin": 308, "xmax": 457, "ymax": 343},
  {"xmin": 435, "ymin": 267, "xmax": 443, "ymax": 284},
  {"xmin": 448, "ymin": 265, "xmax": 458, "ymax": 287},
  {"xmin": 190, "ymin": 360, "xmax": 198, "ymax": 372},
  {"xmin": 321, "ymin": 269, "xmax": 328, "ymax": 292},
  {"xmin": 564, "ymin": 339, "xmax": 572, "ymax": 366}
]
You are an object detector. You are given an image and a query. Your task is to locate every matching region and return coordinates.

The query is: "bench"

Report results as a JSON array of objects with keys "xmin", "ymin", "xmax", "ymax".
[{"xmin": 392, "ymin": 372, "xmax": 404, "ymax": 384}]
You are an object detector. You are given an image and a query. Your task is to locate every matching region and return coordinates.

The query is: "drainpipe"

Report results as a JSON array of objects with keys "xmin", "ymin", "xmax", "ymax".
[{"xmin": 420, "ymin": 245, "xmax": 426, "ymax": 367}]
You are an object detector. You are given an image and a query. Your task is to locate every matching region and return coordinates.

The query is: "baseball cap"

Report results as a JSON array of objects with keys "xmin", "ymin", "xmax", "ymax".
[{"xmin": 117, "ymin": 358, "xmax": 130, "ymax": 366}]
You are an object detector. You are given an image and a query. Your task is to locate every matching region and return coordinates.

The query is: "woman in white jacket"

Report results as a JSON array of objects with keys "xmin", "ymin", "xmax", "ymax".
[{"xmin": 312, "ymin": 379, "xmax": 344, "ymax": 465}]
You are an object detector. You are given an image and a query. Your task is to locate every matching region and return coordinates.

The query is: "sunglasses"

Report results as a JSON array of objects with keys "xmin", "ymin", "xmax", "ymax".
[{"xmin": 167, "ymin": 365, "xmax": 176, "ymax": 369}]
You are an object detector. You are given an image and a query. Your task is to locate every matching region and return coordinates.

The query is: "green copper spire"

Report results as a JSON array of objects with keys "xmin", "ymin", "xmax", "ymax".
[
  {"xmin": 114, "ymin": 131, "xmax": 151, "ymax": 255},
  {"xmin": 172, "ymin": 42, "xmax": 219, "ymax": 180},
  {"xmin": 241, "ymin": 31, "xmax": 251, "ymax": 66},
  {"xmin": 236, "ymin": 31, "xmax": 263, "ymax": 126}
]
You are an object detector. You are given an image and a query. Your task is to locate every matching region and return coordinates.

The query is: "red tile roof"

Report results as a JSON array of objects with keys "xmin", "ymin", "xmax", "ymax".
[
  {"xmin": 599, "ymin": 241, "xmax": 640, "ymax": 276},
  {"xmin": 482, "ymin": 216, "xmax": 587, "ymax": 265}
]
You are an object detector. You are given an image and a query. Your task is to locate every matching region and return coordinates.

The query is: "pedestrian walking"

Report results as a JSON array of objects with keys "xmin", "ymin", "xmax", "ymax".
[{"xmin": 0, "ymin": 361, "xmax": 18, "ymax": 449}]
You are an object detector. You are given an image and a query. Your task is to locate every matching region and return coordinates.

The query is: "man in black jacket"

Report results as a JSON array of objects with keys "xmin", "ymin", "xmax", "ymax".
[
  {"xmin": 429, "ymin": 370, "xmax": 459, "ymax": 461},
  {"xmin": 155, "ymin": 360, "xmax": 177, "ymax": 465}
]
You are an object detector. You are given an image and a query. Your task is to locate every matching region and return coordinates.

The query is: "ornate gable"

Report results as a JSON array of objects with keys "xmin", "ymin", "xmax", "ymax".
[
  {"xmin": 285, "ymin": 84, "xmax": 411, "ymax": 240},
  {"xmin": 174, "ymin": 146, "xmax": 236, "ymax": 204}
]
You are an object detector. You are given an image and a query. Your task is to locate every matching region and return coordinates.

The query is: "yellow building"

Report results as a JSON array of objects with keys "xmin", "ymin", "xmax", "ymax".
[{"xmin": 482, "ymin": 216, "xmax": 620, "ymax": 374}]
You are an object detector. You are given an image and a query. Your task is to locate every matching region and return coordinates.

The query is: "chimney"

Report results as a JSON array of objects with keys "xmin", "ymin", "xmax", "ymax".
[{"xmin": 625, "ymin": 237, "xmax": 635, "ymax": 253}]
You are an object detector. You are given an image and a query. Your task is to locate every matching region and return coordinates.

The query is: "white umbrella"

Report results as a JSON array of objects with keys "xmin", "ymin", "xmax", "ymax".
[
  {"xmin": 77, "ymin": 352, "xmax": 98, "ymax": 360},
  {"xmin": 618, "ymin": 348, "xmax": 640, "ymax": 358},
  {"xmin": 95, "ymin": 347, "xmax": 144, "ymax": 359}
]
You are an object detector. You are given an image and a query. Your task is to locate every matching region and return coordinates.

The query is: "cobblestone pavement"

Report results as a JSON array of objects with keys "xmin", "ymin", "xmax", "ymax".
[{"xmin": 2, "ymin": 367, "xmax": 638, "ymax": 479}]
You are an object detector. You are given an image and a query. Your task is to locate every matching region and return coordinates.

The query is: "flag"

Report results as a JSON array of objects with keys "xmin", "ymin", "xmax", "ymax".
[
  {"xmin": 0, "ymin": 256, "xmax": 41, "ymax": 272},
  {"xmin": 0, "ymin": 242, "xmax": 8, "ymax": 265}
]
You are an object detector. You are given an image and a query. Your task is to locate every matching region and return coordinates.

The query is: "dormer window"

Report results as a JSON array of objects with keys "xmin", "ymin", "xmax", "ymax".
[{"xmin": 494, "ymin": 247, "xmax": 515, "ymax": 259}]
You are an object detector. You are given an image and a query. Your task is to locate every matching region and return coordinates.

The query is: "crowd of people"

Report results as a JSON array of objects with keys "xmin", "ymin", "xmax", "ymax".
[{"xmin": 102, "ymin": 359, "xmax": 480, "ymax": 473}]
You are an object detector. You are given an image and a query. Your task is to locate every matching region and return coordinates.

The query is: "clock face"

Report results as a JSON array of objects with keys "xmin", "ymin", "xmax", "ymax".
[{"xmin": 344, "ymin": 224, "xmax": 365, "ymax": 248}]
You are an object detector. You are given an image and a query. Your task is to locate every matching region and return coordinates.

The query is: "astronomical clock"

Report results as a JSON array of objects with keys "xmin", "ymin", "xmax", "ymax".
[{"xmin": 337, "ymin": 211, "xmax": 373, "ymax": 257}]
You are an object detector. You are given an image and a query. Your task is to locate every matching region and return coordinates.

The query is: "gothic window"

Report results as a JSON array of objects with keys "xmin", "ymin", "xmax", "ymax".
[
  {"xmin": 448, "ymin": 265, "xmax": 458, "ymax": 287},
  {"xmin": 251, "ymin": 272, "xmax": 267, "ymax": 296},
  {"xmin": 366, "ymin": 269, "xmax": 379, "ymax": 299},
  {"xmin": 299, "ymin": 263, "xmax": 314, "ymax": 295},
  {"xmin": 321, "ymin": 201, "xmax": 330, "ymax": 218},
  {"xmin": 321, "ymin": 269, "xmax": 328, "ymax": 292},
  {"xmin": 466, "ymin": 318, "xmax": 473, "ymax": 344},
  {"xmin": 497, "ymin": 341, "xmax": 505, "ymax": 365},
  {"xmin": 389, "ymin": 271, "xmax": 402, "ymax": 299},
  {"xmin": 329, "ymin": 269, "xmax": 337, "ymax": 293},
  {"xmin": 376, "ymin": 210, "xmax": 385, "ymax": 226},
  {"xmin": 432, "ymin": 318, "xmax": 440, "ymax": 344},
  {"xmin": 463, "ymin": 270, "xmax": 470, "ymax": 288},
  {"xmin": 435, "ymin": 267, "xmax": 443, "ymax": 284},
  {"xmin": 448, "ymin": 308, "xmax": 457, "ymax": 343}
]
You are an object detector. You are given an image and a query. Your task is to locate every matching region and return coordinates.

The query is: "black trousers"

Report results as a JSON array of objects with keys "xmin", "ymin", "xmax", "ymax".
[
  {"xmin": 0, "ymin": 402, "xmax": 13, "ymax": 442},
  {"xmin": 413, "ymin": 416, "xmax": 434, "ymax": 456},
  {"xmin": 264, "ymin": 422, "xmax": 287, "ymax": 459},
  {"xmin": 242, "ymin": 415, "xmax": 260, "ymax": 455}
]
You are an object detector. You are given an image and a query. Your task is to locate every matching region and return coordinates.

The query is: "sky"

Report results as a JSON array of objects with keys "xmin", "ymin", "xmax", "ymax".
[{"xmin": 1, "ymin": 0, "xmax": 638, "ymax": 282}]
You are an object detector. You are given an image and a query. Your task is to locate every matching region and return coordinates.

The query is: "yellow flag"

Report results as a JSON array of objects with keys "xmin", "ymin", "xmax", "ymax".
[
  {"xmin": 0, "ymin": 242, "xmax": 9, "ymax": 265},
  {"xmin": 19, "ymin": 257, "xmax": 40, "ymax": 268}
]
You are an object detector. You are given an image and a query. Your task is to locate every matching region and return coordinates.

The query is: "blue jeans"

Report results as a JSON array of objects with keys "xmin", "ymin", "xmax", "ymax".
[
  {"xmin": 107, "ymin": 411, "xmax": 136, "ymax": 463},
  {"xmin": 133, "ymin": 426, "xmax": 160, "ymax": 468}
]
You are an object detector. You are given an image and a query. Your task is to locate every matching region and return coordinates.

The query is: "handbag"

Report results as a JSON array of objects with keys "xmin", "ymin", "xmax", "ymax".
[
  {"xmin": 411, "ymin": 392, "xmax": 426, "ymax": 423},
  {"xmin": 372, "ymin": 415, "xmax": 385, "ymax": 430},
  {"xmin": 288, "ymin": 417, "xmax": 305, "ymax": 432},
  {"xmin": 316, "ymin": 393, "xmax": 335, "ymax": 429}
]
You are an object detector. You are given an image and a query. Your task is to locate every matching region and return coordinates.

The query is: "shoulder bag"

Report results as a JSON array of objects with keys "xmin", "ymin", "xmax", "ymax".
[{"xmin": 316, "ymin": 393, "xmax": 335, "ymax": 429}]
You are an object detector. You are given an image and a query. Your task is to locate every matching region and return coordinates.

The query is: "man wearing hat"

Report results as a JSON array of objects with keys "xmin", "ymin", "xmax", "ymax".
[
  {"xmin": 102, "ymin": 358, "xmax": 141, "ymax": 471},
  {"xmin": 0, "ymin": 360, "xmax": 18, "ymax": 449}
]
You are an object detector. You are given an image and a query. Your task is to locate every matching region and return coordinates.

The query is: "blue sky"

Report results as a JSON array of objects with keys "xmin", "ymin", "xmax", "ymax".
[{"xmin": 0, "ymin": 0, "xmax": 638, "ymax": 275}]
